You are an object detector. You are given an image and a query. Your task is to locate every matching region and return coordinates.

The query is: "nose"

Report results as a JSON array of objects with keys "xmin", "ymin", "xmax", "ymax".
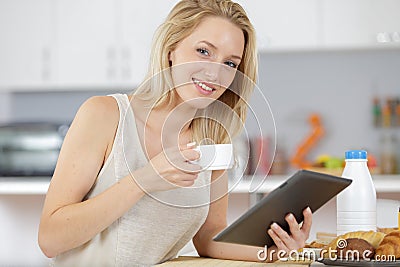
[
  {"xmin": 204, "ymin": 63, "xmax": 221, "ymax": 82},
  {"xmin": 204, "ymin": 70, "xmax": 217, "ymax": 81}
]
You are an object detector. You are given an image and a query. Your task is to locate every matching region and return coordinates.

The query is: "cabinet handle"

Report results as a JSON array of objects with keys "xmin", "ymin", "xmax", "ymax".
[
  {"xmin": 41, "ymin": 47, "xmax": 51, "ymax": 81},
  {"xmin": 121, "ymin": 46, "xmax": 131, "ymax": 80},
  {"xmin": 107, "ymin": 46, "xmax": 117, "ymax": 80},
  {"xmin": 376, "ymin": 32, "xmax": 391, "ymax": 43},
  {"xmin": 392, "ymin": 32, "xmax": 400, "ymax": 42}
]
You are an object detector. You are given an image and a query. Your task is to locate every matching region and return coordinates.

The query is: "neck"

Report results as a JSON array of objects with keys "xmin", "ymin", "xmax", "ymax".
[
  {"xmin": 165, "ymin": 102, "xmax": 197, "ymax": 135},
  {"xmin": 149, "ymin": 100, "xmax": 198, "ymax": 145}
]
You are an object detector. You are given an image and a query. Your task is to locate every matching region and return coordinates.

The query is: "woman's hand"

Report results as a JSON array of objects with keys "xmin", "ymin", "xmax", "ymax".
[
  {"xmin": 132, "ymin": 144, "xmax": 201, "ymax": 192},
  {"xmin": 267, "ymin": 207, "xmax": 312, "ymax": 254}
]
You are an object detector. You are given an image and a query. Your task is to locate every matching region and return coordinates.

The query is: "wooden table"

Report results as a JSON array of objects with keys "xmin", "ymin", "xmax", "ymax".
[{"xmin": 158, "ymin": 256, "xmax": 314, "ymax": 266}]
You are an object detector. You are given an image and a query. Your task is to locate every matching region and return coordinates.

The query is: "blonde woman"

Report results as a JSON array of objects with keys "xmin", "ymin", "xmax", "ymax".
[{"xmin": 38, "ymin": 0, "xmax": 312, "ymax": 265}]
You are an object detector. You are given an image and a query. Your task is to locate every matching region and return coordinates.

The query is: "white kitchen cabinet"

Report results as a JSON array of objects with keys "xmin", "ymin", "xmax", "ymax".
[
  {"xmin": 321, "ymin": 0, "xmax": 400, "ymax": 49},
  {"xmin": 55, "ymin": 0, "xmax": 180, "ymax": 88},
  {"xmin": 1, "ymin": 1, "xmax": 400, "ymax": 91},
  {"xmin": 236, "ymin": 0, "xmax": 320, "ymax": 51},
  {"xmin": 55, "ymin": 0, "xmax": 118, "ymax": 88},
  {"xmin": 0, "ymin": 0, "xmax": 55, "ymax": 90},
  {"xmin": 118, "ymin": 0, "xmax": 180, "ymax": 86}
]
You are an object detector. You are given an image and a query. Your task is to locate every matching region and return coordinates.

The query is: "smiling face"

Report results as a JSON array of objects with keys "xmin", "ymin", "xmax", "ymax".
[{"xmin": 168, "ymin": 16, "xmax": 245, "ymax": 109}]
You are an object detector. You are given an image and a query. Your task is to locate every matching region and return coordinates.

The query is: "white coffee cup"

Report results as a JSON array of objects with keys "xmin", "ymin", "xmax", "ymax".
[{"xmin": 189, "ymin": 144, "xmax": 234, "ymax": 171}]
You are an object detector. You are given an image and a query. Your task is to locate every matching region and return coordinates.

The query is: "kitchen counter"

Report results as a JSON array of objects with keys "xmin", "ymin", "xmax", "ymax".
[
  {"xmin": 233, "ymin": 175, "xmax": 400, "ymax": 194},
  {"xmin": 157, "ymin": 256, "xmax": 319, "ymax": 266},
  {"xmin": 0, "ymin": 177, "xmax": 50, "ymax": 194},
  {"xmin": 0, "ymin": 176, "xmax": 397, "ymax": 266},
  {"xmin": 1, "ymin": 175, "xmax": 400, "ymax": 195}
]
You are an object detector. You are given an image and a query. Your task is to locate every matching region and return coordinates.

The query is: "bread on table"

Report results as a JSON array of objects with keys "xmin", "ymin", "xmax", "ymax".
[
  {"xmin": 327, "ymin": 231, "xmax": 385, "ymax": 250},
  {"xmin": 375, "ymin": 230, "xmax": 400, "ymax": 259},
  {"xmin": 377, "ymin": 227, "xmax": 398, "ymax": 235},
  {"xmin": 335, "ymin": 238, "xmax": 375, "ymax": 259},
  {"xmin": 322, "ymin": 231, "xmax": 385, "ymax": 258}
]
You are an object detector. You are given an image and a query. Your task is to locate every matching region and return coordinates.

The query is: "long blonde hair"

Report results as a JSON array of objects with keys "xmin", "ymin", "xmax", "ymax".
[{"xmin": 135, "ymin": 0, "xmax": 258, "ymax": 144}]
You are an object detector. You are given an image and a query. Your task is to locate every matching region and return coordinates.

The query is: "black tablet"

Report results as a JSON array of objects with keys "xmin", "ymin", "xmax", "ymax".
[{"xmin": 213, "ymin": 169, "xmax": 352, "ymax": 247}]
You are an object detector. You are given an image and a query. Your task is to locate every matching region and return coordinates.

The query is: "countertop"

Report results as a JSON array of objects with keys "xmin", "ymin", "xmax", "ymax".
[
  {"xmin": 1, "ymin": 175, "xmax": 400, "ymax": 195},
  {"xmin": 157, "ymin": 256, "xmax": 320, "ymax": 266}
]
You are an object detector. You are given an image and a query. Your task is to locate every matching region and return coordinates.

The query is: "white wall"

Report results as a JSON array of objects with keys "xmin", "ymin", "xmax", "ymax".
[{"xmin": 246, "ymin": 50, "xmax": 400, "ymax": 163}]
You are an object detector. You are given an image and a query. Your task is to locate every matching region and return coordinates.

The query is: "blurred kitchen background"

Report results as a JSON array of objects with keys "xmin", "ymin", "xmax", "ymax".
[{"xmin": 0, "ymin": 0, "xmax": 399, "ymax": 265}]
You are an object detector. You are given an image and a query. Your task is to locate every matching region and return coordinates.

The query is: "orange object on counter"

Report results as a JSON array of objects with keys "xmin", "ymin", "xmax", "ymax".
[
  {"xmin": 382, "ymin": 104, "xmax": 391, "ymax": 128},
  {"xmin": 396, "ymin": 103, "xmax": 400, "ymax": 127},
  {"xmin": 291, "ymin": 113, "xmax": 324, "ymax": 168}
]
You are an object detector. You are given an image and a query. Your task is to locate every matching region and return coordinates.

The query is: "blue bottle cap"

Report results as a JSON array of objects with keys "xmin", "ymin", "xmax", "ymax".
[{"xmin": 345, "ymin": 150, "xmax": 367, "ymax": 159}]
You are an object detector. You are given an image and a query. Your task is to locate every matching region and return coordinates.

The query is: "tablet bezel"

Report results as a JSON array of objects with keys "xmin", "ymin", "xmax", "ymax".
[{"xmin": 213, "ymin": 169, "xmax": 352, "ymax": 247}]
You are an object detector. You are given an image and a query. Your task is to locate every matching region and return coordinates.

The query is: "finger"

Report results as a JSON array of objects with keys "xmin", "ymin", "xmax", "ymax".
[
  {"xmin": 185, "ymin": 141, "xmax": 197, "ymax": 149},
  {"xmin": 270, "ymin": 222, "xmax": 294, "ymax": 249},
  {"xmin": 175, "ymin": 174, "xmax": 199, "ymax": 187},
  {"xmin": 168, "ymin": 172, "xmax": 196, "ymax": 183},
  {"xmin": 181, "ymin": 162, "xmax": 202, "ymax": 173},
  {"xmin": 163, "ymin": 146, "xmax": 181, "ymax": 162},
  {"xmin": 177, "ymin": 180, "xmax": 196, "ymax": 187},
  {"xmin": 286, "ymin": 213, "xmax": 301, "ymax": 239},
  {"xmin": 171, "ymin": 172, "xmax": 198, "ymax": 182},
  {"xmin": 172, "ymin": 160, "xmax": 201, "ymax": 173},
  {"xmin": 179, "ymin": 141, "xmax": 197, "ymax": 151},
  {"xmin": 268, "ymin": 228, "xmax": 289, "ymax": 252},
  {"xmin": 181, "ymin": 149, "xmax": 201, "ymax": 161},
  {"xmin": 181, "ymin": 173, "xmax": 199, "ymax": 181},
  {"xmin": 164, "ymin": 150, "xmax": 200, "ymax": 172},
  {"xmin": 301, "ymin": 207, "xmax": 312, "ymax": 236}
]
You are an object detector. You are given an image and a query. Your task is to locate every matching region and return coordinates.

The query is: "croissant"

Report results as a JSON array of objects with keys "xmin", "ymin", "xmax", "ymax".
[
  {"xmin": 328, "ymin": 231, "xmax": 385, "ymax": 249},
  {"xmin": 377, "ymin": 227, "xmax": 398, "ymax": 235},
  {"xmin": 375, "ymin": 230, "xmax": 400, "ymax": 259},
  {"xmin": 322, "ymin": 231, "xmax": 385, "ymax": 258}
]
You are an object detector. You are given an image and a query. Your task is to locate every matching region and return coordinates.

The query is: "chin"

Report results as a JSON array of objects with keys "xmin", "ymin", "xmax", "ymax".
[
  {"xmin": 180, "ymin": 96, "xmax": 216, "ymax": 109},
  {"xmin": 175, "ymin": 85, "xmax": 219, "ymax": 109}
]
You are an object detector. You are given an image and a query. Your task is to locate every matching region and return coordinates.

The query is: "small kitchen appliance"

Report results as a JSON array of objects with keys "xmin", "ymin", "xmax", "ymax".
[{"xmin": 0, "ymin": 122, "xmax": 69, "ymax": 176}]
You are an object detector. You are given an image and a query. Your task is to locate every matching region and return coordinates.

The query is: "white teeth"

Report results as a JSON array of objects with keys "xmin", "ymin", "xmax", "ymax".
[{"xmin": 194, "ymin": 79, "xmax": 213, "ymax": 92}]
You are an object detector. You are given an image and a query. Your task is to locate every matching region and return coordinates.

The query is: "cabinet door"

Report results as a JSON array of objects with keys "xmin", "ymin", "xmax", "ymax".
[
  {"xmin": 0, "ymin": 0, "xmax": 54, "ymax": 89},
  {"xmin": 236, "ymin": 0, "xmax": 319, "ymax": 51},
  {"xmin": 118, "ymin": 0, "xmax": 180, "ymax": 87},
  {"xmin": 55, "ymin": 0, "xmax": 117, "ymax": 87},
  {"xmin": 322, "ymin": 0, "xmax": 400, "ymax": 48}
]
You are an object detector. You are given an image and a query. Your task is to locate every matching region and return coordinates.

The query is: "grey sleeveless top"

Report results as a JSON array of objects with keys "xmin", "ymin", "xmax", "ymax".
[{"xmin": 52, "ymin": 94, "xmax": 212, "ymax": 266}]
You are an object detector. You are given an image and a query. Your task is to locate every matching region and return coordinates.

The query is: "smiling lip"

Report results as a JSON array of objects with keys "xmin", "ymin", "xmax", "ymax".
[{"xmin": 192, "ymin": 78, "xmax": 216, "ymax": 96}]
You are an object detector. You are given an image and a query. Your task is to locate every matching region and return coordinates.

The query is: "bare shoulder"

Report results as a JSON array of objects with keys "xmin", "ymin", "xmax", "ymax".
[
  {"xmin": 57, "ymin": 95, "xmax": 121, "ymax": 166},
  {"xmin": 72, "ymin": 96, "xmax": 119, "ymax": 135},
  {"xmin": 47, "ymin": 95, "xmax": 120, "ymax": 199},
  {"xmin": 78, "ymin": 95, "xmax": 119, "ymax": 121}
]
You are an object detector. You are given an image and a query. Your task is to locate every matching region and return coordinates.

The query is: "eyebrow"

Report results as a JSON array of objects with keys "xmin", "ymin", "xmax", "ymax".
[{"xmin": 200, "ymin": 40, "xmax": 242, "ymax": 61}]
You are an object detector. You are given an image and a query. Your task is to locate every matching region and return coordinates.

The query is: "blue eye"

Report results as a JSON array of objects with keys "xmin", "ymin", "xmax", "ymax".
[
  {"xmin": 225, "ymin": 61, "xmax": 237, "ymax": 68},
  {"xmin": 197, "ymin": 48, "xmax": 210, "ymax": 56}
]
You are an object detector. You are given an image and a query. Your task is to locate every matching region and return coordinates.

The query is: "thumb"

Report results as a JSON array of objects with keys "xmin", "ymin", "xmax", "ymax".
[{"xmin": 179, "ymin": 141, "xmax": 197, "ymax": 151}]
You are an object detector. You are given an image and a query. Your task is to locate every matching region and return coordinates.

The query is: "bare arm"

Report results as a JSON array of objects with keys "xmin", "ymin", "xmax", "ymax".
[
  {"xmin": 38, "ymin": 96, "xmax": 201, "ymax": 258},
  {"xmin": 38, "ymin": 96, "xmax": 145, "ymax": 258},
  {"xmin": 193, "ymin": 171, "xmax": 312, "ymax": 262}
]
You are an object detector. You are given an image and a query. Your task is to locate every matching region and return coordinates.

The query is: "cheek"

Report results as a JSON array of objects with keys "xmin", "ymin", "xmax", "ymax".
[
  {"xmin": 171, "ymin": 63, "xmax": 203, "ymax": 88},
  {"xmin": 220, "ymin": 68, "xmax": 237, "ymax": 89},
  {"xmin": 170, "ymin": 45, "xmax": 197, "ymax": 66},
  {"xmin": 215, "ymin": 87, "xmax": 228, "ymax": 99}
]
